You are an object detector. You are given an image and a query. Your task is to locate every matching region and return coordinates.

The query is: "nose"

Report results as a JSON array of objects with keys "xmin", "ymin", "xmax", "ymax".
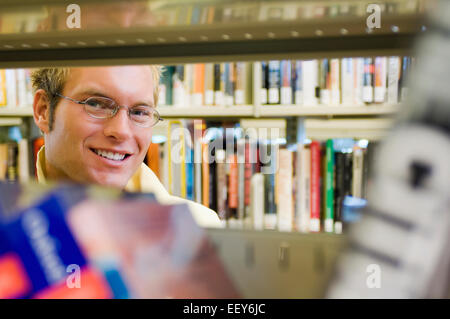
[{"xmin": 103, "ymin": 107, "xmax": 133, "ymax": 141}]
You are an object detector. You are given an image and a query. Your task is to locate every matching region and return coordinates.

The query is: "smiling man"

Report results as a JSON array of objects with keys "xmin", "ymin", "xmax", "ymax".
[{"xmin": 31, "ymin": 65, "xmax": 220, "ymax": 227}]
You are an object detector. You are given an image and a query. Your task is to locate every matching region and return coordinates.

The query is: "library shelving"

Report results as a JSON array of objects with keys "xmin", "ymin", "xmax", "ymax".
[{"xmin": 0, "ymin": 0, "xmax": 431, "ymax": 236}]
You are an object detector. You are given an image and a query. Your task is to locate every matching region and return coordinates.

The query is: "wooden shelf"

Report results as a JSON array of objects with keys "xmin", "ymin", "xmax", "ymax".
[{"xmin": 0, "ymin": 104, "xmax": 399, "ymax": 119}]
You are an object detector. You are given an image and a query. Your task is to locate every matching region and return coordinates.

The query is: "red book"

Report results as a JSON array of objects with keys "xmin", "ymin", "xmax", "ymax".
[
  {"xmin": 310, "ymin": 140, "xmax": 321, "ymax": 232},
  {"xmin": 228, "ymin": 154, "xmax": 238, "ymax": 210}
]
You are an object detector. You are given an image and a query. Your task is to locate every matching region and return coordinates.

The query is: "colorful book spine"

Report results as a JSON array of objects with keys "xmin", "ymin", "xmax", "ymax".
[
  {"xmin": 363, "ymin": 57, "xmax": 374, "ymax": 104},
  {"xmin": 193, "ymin": 64, "xmax": 205, "ymax": 106},
  {"xmin": 324, "ymin": 139, "xmax": 334, "ymax": 233},
  {"xmin": 228, "ymin": 153, "xmax": 238, "ymax": 219},
  {"xmin": 309, "ymin": 141, "xmax": 321, "ymax": 232},
  {"xmin": 213, "ymin": 63, "xmax": 224, "ymax": 106},
  {"xmin": 319, "ymin": 59, "xmax": 331, "ymax": 105},
  {"xmin": 280, "ymin": 60, "xmax": 292, "ymax": 105}
]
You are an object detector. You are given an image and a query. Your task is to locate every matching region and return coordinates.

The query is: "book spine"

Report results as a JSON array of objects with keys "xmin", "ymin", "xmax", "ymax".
[
  {"xmin": 363, "ymin": 57, "xmax": 374, "ymax": 104},
  {"xmin": 18, "ymin": 139, "xmax": 30, "ymax": 183},
  {"xmin": 352, "ymin": 146, "xmax": 364, "ymax": 198},
  {"xmin": 374, "ymin": 57, "xmax": 387, "ymax": 103},
  {"xmin": 173, "ymin": 65, "xmax": 185, "ymax": 107},
  {"xmin": 302, "ymin": 60, "xmax": 319, "ymax": 106},
  {"xmin": 184, "ymin": 64, "xmax": 194, "ymax": 106},
  {"xmin": 400, "ymin": 56, "xmax": 410, "ymax": 102},
  {"xmin": 216, "ymin": 149, "xmax": 227, "ymax": 219},
  {"xmin": 324, "ymin": 139, "xmax": 334, "ymax": 233},
  {"xmin": 201, "ymin": 142, "xmax": 210, "ymax": 207},
  {"xmin": 280, "ymin": 60, "xmax": 292, "ymax": 105},
  {"xmin": 16, "ymin": 69, "xmax": 27, "ymax": 107},
  {"xmin": 0, "ymin": 70, "xmax": 6, "ymax": 106},
  {"xmin": 193, "ymin": 64, "xmax": 205, "ymax": 106},
  {"xmin": 237, "ymin": 138, "xmax": 245, "ymax": 220},
  {"xmin": 309, "ymin": 141, "xmax": 321, "ymax": 232},
  {"xmin": 224, "ymin": 63, "xmax": 234, "ymax": 106},
  {"xmin": 262, "ymin": 143, "xmax": 277, "ymax": 229},
  {"xmin": 186, "ymin": 144, "xmax": 194, "ymax": 201},
  {"xmin": 204, "ymin": 63, "xmax": 214, "ymax": 106},
  {"xmin": 341, "ymin": 58, "xmax": 354, "ymax": 105},
  {"xmin": 319, "ymin": 59, "xmax": 331, "ymax": 105},
  {"xmin": 294, "ymin": 60, "xmax": 303, "ymax": 106},
  {"xmin": 353, "ymin": 58, "xmax": 365, "ymax": 106},
  {"xmin": 208, "ymin": 143, "xmax": 217, "ymax": 211},
  {"xmin": 6, "ymin": 142, "xmax": 18, "ymax": 182},
  {"xmin": 334, "ymin": 152, "xmax": 345, "ymax": 234},
  {"xmin": 250, "ymin": 173, "xmax": 264, "ymax": 230},
  {"xmin": 213, "ymin": 63, "xmax": 224, "ymax": 106},
  {"xmin": 267, "ymin": 61, "xmax": 281, "ymax": 104},
  {"xmin": 277, "ymin": 148, "xmax": 293, "ymax": 232},
  {"xmin": 260, "ymin": 61, "xmax": 268, "ymax": 105},
  {"xmin": 296, "ymin": 145, "xmax": 311, "ymax": 232},
  {"xmin": 5, "ymin": 69, "xmax": 17, "ymax": 107},
  {"xmin": 228, "ymin": 153, "xmax": 238, "ymax": 219},
  {"xmin": 387, "ymin": 56, "xmax": 400, "ymax": 104},
  {"xmin": 330, "ymin": 58, "xmax": 340, "ymax": 105},
  {"xmin": 234, "ymin": 62, "xmax": 246, "ymax": 105}
]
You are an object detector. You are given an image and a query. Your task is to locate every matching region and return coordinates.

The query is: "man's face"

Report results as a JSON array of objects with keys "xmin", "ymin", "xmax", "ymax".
[{"xmin": 44, "ymin": 66, "xmax": 155, "ymax": 188}]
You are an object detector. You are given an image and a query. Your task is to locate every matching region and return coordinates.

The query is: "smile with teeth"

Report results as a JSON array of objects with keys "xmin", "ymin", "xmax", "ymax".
[{"xmin": 92, "ymin": 148, "xmax": 129, "ymax": 161}]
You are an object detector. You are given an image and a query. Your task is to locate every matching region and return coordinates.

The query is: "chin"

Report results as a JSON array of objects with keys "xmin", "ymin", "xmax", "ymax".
[{"xmin": 89, "ymin": 173, "xmax": 130, "ymax": 189}]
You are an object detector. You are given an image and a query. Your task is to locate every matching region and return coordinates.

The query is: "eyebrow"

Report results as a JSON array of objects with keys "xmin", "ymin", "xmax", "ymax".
[{"xmin": 77, "ymin": 89, "xmax": 155, "ymax": 108}]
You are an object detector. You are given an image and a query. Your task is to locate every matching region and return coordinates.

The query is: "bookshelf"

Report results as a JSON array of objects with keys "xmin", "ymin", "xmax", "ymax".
[{"xmin": 0, "ymin": 0, "xmax": 429, "ymax": 233}]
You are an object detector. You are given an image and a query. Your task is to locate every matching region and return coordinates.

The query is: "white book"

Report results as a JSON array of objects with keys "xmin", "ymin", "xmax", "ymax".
[
  {"xmin": 387, "ymin": 56, "xmax": 401, "ymax": 104},
  {"xmin": 250, "ymin": 173, "xmax": 265, "ymax": 231},
  {"xmin": 374, "ymin": 57, "xmax": 387, "ymax": 103},
  {"xmin": 353, "ymin": 58, "xmax": 365, "ymax": 106},
  {"xmin": 5, "ymin": 69, "xmax": 17, "ymax": 107},
  {"xmin": 18, "ymin": 139, "xmax": 30, "ymax": 183},
  {"xmin": 16, "ymin": 69, "xmax": 27, "ymax": 107},
  {"xmin": 330, "ymin": 59, "xmax": 341, "ymax": 106},
  {"xmin": 296, "ymin": 145, "xmax": 311, "ymax": 233},
  {"xmin": 183, "ymin": 64, "xmax": 193, "ymax": 106},
  {"xmin": 341, "ymin": 58, "xmax": 354, "ymax": 105},
  {"xmin": 277, "ymin": 149, "xmax": 293, "ymax": 232},
  {"xmin": 302, "ymin": 60, "xmax": 319, "ymax": 106}
]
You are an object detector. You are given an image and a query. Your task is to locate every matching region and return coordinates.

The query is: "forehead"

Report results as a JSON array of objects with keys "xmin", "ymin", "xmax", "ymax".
[{"xmin": 64, "ymin": 66, "xmax": 155, "ymax": 102}]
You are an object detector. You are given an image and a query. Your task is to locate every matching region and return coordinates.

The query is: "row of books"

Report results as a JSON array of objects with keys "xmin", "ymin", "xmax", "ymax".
[
  {"xmin": 0, "ymin": 69, "xmax": 33, "ymax": 108},
  {"xmin": 0, "ymin": 131, "xmax": 43, "ymax": 183},
  {"xmin": 261, "ymin": 57, "xmax": 413, "ymax": 106},
  {"xmin": 158, "ymin": 56, "xmax": 413, "ymax": 108},
  {"xmin": 155, "ymin": 0, "xmax": 429, "ymax": 26},
  {"xmin": 146, "ymin": 120, "xmax": 376, "ymax": 234}
]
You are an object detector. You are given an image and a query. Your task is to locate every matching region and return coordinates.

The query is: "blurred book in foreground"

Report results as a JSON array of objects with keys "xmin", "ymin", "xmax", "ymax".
[{"xmin": 0, "ymin": 182, "xmax": 240, "ymax": 299}]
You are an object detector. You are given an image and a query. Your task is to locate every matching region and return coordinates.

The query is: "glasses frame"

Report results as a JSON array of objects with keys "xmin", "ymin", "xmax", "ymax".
[{"xmin": 55, "ymin": 93, "xmax": 163, "ymax": 128}]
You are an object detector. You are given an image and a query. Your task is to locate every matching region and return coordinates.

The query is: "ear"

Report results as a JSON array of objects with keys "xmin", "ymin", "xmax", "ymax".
[{"xmin": 33, "ymin": 89, "xmax": 51, "ymax": 134}]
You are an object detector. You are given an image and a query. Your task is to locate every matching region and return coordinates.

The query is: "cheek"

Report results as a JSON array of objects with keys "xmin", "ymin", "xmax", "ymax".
[{"xmin": 136, "ymin": 130, "xmax": 152, "ymax": 156}]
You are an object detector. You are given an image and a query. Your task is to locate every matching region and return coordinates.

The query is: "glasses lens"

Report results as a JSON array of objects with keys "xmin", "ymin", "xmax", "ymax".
[
  {"xmin": 84, "ymin": 97, "xmax": 116, "ymax": 118},
  {"xmin": 129, "ymin": 106, "xmax": 160, "ymax": 127}
]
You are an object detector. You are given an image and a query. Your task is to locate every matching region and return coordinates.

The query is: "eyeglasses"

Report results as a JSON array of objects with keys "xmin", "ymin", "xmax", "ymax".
[{"xmin": 55, "ymin": 93, "xmax": 163, "ymax": 128}]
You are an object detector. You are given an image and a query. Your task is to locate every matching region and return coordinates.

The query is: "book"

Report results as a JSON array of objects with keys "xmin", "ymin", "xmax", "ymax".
[
  {"xmin": 341, "ymin": 58, "xmax": 354, "ymax": 105},
  {"xmin": 193, "ymin": 64, "xmax": 205, "ymax": 106},
  {"xmin": 374, "ymin": 57, "xmax": 387, "ymax": 103},
  {"xmin": 293, "ymin": 60, "xmax": 303, "ymax": 106},
  {"xmin": 173, "ymin": 65, "xmax": 186, "ymax": 107},
  {"xmin": 204, "ymin": 63, "xmax": 214, "ymax": 106},
  {"xmin": 216, "ymin": 149, "xmax": 227, "ymax": 220},
  {"xmin": 324, "ymin": 139, "xmax": 334, "ymax": 233},
  {"xmin": 250, "ymin": 173, "xmax": 264, "ymax": 230},
  {"xmin": 302, "ymin": 60, "xmax": 319, "ymax": 106},
  {"xmin": 213, "ymin": 63, "xmax": 224, "ymax": 106},
  {"xmin": 363, "ymin": 57, "xmax": 374, "ymax": 104},
  {"xmin": 319, "ymin": 59, "xmax": 331, "ymax": 105},
  {"xmin": 260, "ymin": 61, "xmax": 268, "ymax": 105},
  {"xmin": 280, "ymin": 60, "xmax": 292, "ymax": 105},
  {"xmin": 330, "ymin": 59, "xmax": 340, "ymax": 105},
  {"xmin": 387, "ymin": 56, "xmax": 401, "ymax": 104},
  {"xmin": 277, "ymin": 148, "xmax": 293, "ymax": 232},
  {"xmin": 0, "ymin": 70, "xmax": 6, "ymax": 106},
  {"xmin": 309, "ymin": 140, "xmax": 321, "ymax": 232},
  {"xmin": 267, "ymin": 61, "xmax": 281, "ymax": 104},
  {"xmin": 352, "ymin": 146, "xmax": 364, "ymax": 198},
  {"xmin": 237, "ymin": 138, "xmax": 245, "ymax": 220},
  {"xmin": 296, "ymin": 144, "xmax": 310, "ymax": 233}
]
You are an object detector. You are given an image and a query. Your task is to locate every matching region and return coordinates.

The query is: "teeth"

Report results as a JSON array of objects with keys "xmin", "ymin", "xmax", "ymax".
[{"xmin": 94, "ymin": 149, "xmax": 126, "ymax": 161}]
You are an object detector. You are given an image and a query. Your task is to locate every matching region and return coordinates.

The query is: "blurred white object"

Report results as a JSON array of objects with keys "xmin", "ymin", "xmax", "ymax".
[{"xmin": 327, "ymin": 0, "xmax": 450, "ymax": 298}]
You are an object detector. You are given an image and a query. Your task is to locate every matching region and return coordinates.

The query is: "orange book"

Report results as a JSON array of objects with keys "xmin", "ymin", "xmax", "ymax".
[
  {"xmin": 33, "ymin": 137, "xmax": 44, "ymax": 178},
  {"xmin": 201, "ymin": 142, "xmax": 209, "ymax": 207},
  {"xmin": 193, "ymin": 64, "xmax": 205, "ymax": 106},
  {"xmin": 146, "ymin": 143, "xmax": 160, "ymax": 179}
]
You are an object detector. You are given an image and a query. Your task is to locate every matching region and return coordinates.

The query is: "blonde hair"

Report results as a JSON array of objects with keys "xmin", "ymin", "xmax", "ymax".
[{"xmin": 31, "ymin": 65, "xmax": 162, "ymax": 130}]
